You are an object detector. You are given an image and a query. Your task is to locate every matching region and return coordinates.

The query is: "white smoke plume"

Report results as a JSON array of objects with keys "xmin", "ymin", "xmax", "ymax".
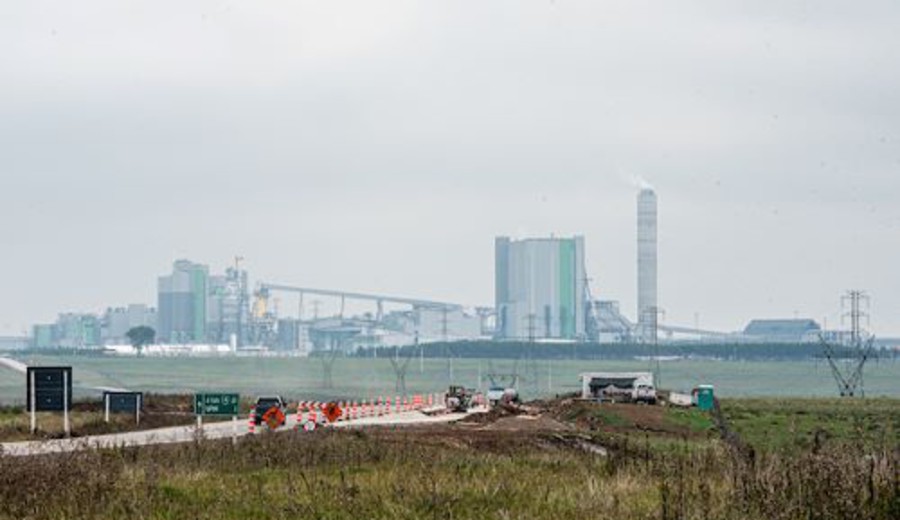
[
  {"xmin": 636, "ymin": 176, "xmax": 655, "ymax": 191},
  {"xmin": 615, "ymin": 167, "xmax": 655, "ymax": 192}
]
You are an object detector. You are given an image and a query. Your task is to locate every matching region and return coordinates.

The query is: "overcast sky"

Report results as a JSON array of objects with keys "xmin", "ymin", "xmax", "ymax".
[{"xmin": 2, "ymin": 1, "xmax": 899, "ymax": 336}]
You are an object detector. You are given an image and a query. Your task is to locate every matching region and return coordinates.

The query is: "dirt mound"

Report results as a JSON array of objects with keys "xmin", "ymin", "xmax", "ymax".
[
  {"xmin": 452, "ymin": 402, "xmax": 573, "ymax": 433},
  {"xmin": 548, "ymin": 400, "xmax": 710, "ymax": 438},
  {"xmin": 462, "ymin": 403, "xmax": 525, "ymax": 424},
  {"xmin": 481, "ymin": 414, "xmax": 572, "ymax": 432}
]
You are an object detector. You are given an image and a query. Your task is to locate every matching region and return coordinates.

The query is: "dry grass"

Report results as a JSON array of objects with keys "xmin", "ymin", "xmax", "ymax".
[
  {"xmin": 0, "ymin": 425, "xmax": 896, "ymax": 520},
  {"xmin": 0, "ymin": 394, "xmax": 222, "ymax": 441}
]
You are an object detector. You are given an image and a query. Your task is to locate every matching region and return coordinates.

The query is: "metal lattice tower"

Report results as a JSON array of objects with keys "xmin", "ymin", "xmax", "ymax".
[
  {"xmin": 842, "ymin": 290, "xmax": 870, "ymax": 348},
  {"xmin": 821, "ymin": 290, "xmax": 875, "ymax": 397},
  {"xmin": 389, "ymin": 346, "xmax": 414, "ymax": 395}
]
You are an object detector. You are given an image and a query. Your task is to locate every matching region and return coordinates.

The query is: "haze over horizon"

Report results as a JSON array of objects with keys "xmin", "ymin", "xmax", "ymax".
[{"xmin": 2, "ymin": 1, "xmax": 899, "ymax": 336}]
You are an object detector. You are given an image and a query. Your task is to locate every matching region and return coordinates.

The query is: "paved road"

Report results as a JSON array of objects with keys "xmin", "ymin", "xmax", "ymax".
[
  {"xmin": 0, "ymin": 406, "xmax": 479, "ymax": 457},
  {"xmin": 0, "ymin": 356, "xmax": 28, "ymax": 374}
]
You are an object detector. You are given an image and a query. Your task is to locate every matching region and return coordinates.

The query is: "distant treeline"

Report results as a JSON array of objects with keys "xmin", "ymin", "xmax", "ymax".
[{"xmin": 353, "ymin": 341, "xmax": 888, "ymax": 361}]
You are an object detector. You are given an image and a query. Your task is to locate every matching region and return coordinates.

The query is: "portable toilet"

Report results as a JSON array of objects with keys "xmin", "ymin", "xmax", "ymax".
[{"xmin": 696, "ymin": 385, "xmax": 715, "ymax": 411}]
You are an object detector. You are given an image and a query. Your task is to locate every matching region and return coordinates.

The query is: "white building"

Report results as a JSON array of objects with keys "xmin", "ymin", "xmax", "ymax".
[{"xmin": 495, "ymin": 236, "xmax": 586, "ymax": 341}]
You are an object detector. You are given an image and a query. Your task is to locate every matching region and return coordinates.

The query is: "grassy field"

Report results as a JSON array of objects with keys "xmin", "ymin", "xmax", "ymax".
[
  {"xmin": 1, "ymin": 355, "xmax": 899, "ymax": 405},
  {"xmin": 0, "ymin": 394, "xmax": 231, "ymax": 442},
  {"xmin": 720, "ymin": 397, "xmax": 900, "ymax": 452},
  {"xmin": 0, "ymin": 398, "xmax": 897, "ymax": 520}
]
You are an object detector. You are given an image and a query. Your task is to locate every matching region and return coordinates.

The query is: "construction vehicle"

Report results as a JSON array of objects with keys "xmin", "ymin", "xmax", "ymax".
[{"xmin": 445, "ymin": 385, "xmax": 473, "ymax": 412}]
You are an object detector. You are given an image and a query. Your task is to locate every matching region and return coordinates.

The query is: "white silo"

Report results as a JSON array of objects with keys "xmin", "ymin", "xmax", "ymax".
[{"xmin": 637, "ymin": 187, "xmax": 658, "ymax": 342}]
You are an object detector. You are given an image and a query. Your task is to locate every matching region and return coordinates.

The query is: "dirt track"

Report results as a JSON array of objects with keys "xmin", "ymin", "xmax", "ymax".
[{"xmin": 356, "ymin": 397, "xmax": 710, "ymax": 458}]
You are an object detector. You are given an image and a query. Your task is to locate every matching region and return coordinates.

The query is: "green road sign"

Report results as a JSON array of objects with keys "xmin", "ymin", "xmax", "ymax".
[{"xmin": 194, "ymin": 393, "xmax": 240, "ymax": 416}]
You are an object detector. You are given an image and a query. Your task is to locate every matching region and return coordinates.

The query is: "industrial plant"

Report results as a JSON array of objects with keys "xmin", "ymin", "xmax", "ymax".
[{"xmin": 19, "ymin": 186, "xmax": 877, "ymax": 354}]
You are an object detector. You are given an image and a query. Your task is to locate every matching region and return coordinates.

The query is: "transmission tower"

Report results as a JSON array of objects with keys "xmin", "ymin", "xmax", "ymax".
[
  {"xmin": 820, "ymin": 290, "xmax": 875, "ymax": 397},
  {"xmin": 843, "ymin": 290, "xmax": 870, "ymax": 347},
  {"xmin": 388, "ymin": 346, "xmax": 415, "ymax": 395},
  {"xmin": 320, "ymin": 336, "xmax": 342, "ymax": 389}
]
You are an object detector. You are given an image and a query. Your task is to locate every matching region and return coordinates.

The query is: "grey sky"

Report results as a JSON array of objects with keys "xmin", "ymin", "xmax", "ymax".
[{"xmin": 2, "ymin": 1, "xmax": 899, "ymax": 336}]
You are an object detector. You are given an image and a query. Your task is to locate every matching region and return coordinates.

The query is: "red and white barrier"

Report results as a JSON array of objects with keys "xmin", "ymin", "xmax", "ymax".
[
  {"xmin": 297, "ymin": 402, "xmax": 306, "ymax": 430},
  {"xmin": 308, "ymin": 404, "xmax": 318, "ymax": 427}
]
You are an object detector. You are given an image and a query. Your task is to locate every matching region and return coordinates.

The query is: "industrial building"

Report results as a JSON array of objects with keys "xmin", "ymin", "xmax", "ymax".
[
  {"xmin": 637, "ymin": 187, "xmax": 658, "ymax": 342},
  {"xmin": 207, "ymin": 263, "xmax": 250, "ymax": 345},
  {"xmin": 157, "ymin": 259, "xmax": 252, "ymax": 345},
  {"xmin": 30, "ymin": 305, "xmax": 157, "ymax": 349},
  {"xmin": 588, "ymin": 301, "xmax": 634, "ymax": 343},
  {"xmin": 31, "ymin": 324, "xmax": 57, "ymax": 349},
  {"xmin": 253, "ymin": 283, "xmax": 485, "ymax": 353},
  {"xmin": 495, "ymin": 236, "xmax": 586, "ymax": 341},
  {"xmin": 101, "ymin": 304, "xmax": 157, "ymax": 345},
  {"xmin": 742, "ymin": 319, "xmax": 822, "ymax": 343},
  {"xmin": 31, "ymin": 313, "xmax": 102, "ymax": 349},
  {"xmin": 0, "ymin": 337, "xmax": 28, "ymax": 351},
  {"xmin": 157, "ymin": 260, "xmax": 209, "ymax": 343}
]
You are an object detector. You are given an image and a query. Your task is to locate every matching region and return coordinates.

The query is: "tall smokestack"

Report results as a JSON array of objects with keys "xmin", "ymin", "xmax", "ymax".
[{"xmin": 637, "ymin": 187, "xmax": 658, "ymax": 342}]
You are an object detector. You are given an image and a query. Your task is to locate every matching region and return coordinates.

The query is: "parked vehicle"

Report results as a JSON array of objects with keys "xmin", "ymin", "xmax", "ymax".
[
  {"xmin": 487, "ymin": 386, "xmax": 520, "ymax": 406},
  {"xmin": 632, "ymin": 384, "xmax": 658, "ymax": 405},
  {"xmin": 253, "ymin": 395, "xmax": 287, "ymax": 426}
]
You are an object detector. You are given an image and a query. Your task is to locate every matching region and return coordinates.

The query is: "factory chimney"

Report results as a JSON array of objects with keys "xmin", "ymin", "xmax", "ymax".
[{"xmin": 637, "ymin": 187, "xmax": 658, "ymax": 342}]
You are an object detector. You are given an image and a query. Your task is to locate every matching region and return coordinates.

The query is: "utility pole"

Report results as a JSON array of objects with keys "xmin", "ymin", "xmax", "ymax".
[
  {"xmin": 644, "ymin": 306, "xmax": 665, "ymax": 389},
  {"xmin": 234, "ymin": 256, "xmax": 245, "ymax": 348},
  {"xmin": 548, "ymin": 360, "xmax": 552, "ymax": 392},
  {"xmin": 441, "ymin": 306, "xmax": 449, "ymax": 342},
  {"xmin": 524, "ymin": 313, "xmax": 537, "ymax": 344},
  {"xmin": 417, "ymin": 331, "xmax": 423, "ymax": 374}
]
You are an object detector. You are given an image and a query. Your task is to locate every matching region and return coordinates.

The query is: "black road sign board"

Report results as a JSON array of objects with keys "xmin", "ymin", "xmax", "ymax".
[
  {"xmin": 26, "ymin": 367, "xmax": 73, "ymax": 412},
  {"xmin": 104, "ymin": 392, "xmax": 143, "ymax": 413}
]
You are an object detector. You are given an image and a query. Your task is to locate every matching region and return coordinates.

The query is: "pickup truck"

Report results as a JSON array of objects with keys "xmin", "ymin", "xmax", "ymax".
[
  {"xmin": 253, "ymin": 395, "xmax": 288, "ymax": 426},
  {"xmin": 486, "ymin": 386, "xmax": 519, "ymax": 406},
  {"xmin": 632, "ymin": 384, "xmax": 658, "ymax": 405}
]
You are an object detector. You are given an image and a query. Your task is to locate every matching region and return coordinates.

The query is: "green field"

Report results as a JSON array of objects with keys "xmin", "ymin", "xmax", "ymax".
[
  {"xmin": 1, "ymin": 355, "xmax": 899, "ymax": 405},
  {"xmin": 721, "ymin": 397, "xmax": 900, "ymax": 452}
]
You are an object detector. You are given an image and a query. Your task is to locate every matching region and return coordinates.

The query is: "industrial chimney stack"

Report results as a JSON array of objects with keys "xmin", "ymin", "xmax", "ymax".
[{"xmin": 637, "ymin": 188, "xmax": 658, "ymax": 342}]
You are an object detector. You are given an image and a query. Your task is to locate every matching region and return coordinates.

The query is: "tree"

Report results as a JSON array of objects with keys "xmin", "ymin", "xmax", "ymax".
[{"xmin": 126, "ymin": 326, "xmax": 155, "ymax": 356}]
